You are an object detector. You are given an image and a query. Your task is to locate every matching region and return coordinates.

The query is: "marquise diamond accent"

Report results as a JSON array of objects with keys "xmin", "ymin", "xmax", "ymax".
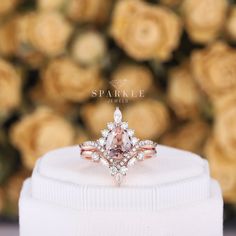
[{"xmin": 79, "ymin": 107, "xmax": 157, "ymax": 185}]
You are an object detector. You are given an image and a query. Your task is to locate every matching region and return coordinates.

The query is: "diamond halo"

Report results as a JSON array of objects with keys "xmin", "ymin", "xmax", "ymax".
[{"xmin": 79, "ymin": 107, "xmax": 157, "ymax": 186}]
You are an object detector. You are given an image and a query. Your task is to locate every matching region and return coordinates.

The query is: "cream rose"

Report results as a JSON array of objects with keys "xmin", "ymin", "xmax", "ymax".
[
  {"xmin": 205, "ymin": 138, "xmax": 236, "ymax": 203},
  {"xmin": 191, "ymin": 42, "xmax": 236, "ymax": 99},
  {"xmin": 72, "ymin": 31, "xmax": 107, "ymax": 66},
  {"xmin": 111, "ymin": 0, "xmax": 182, "ymax": 61},
  {"xmin": 161, "ymin": 120, "xmax": 209, "ymax": 154},
  {"xmin": 11, "ymin": 107, "xmax": 75, "ymax": 170},
  {"xmin": 42, "ymin": 57, "xmax": 105, "ymax": 103},
  {"xmin": 0, "ymin": 59, "xmax": 21, "ymax": 113},
  {"xmin": 27, "ymin": 11, "xmax": 72, "ymax": 56},
  {"xmin": 226, "ymin": 7, "xmax": 236, "ymax": 41},
  {"xmin": 0, "ymin": 17, "xmax": 18, "ymax": 57},
  {"xmin": 81, "ymin": 101, "xmax": 115, "ymax": 138},
  {"xmin": 123, "ymin": 99, "xmax": 170, "ymax": 140},
  {"xmin": 167, "ymin": 63, "xmax": 202, "ymax": 119},
  {"xmin": 66, "ymin": 0, "xmax": 113, "ymax": 24},
  {"xmin": 182, "ymin": 0, "xmax": 228, "ymax": 43},
  {"xmin": 214, "ymin": 94, "xmax": 236, "ymax": 158},
  {"xmin": 111, "ymin": 64, "xmax": 153, "ymax": 100},
  {"xmin": 0, "ymin": 0, "xmax": 19, "ymax": 16}
]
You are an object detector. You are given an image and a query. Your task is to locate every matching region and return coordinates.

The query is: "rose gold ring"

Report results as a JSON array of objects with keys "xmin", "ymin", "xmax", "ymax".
[{"xmin": 79, "ymin": 107, "xmax": 157, "ymax": 186}]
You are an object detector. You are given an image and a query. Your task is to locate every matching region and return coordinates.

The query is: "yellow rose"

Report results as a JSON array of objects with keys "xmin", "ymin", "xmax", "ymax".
[
  {"xmin": 161, "ymin": 120, "xmax": 209, "ymax": 154},
  {"xmin": 11, "ymin": 107, "xmax": 75, "ymax": 170},
  {"xmin": 27, "ymin": 11, "xmax": 72, "ymax": 56},
  {"xmin": 0, "ymin": 0, "xmax": 20, "ymax": 16},
  {"xmin": 37, "ymin": 0, "xmax": 65, "ymax": 10},
  {"xmin": 123, "ymin": 99, "xmax": 170, "ymax": 140},
  {"xmin": 81, "ymin": 101, "xmax": 115, "ymax": 138},
  {"xmin": 182, "ymin": 0, "xmax": 228, "ymax": 43},
  {"xmin": 66, "ymin": 0, "xmax": 113, "ymax": 24},
  {"xmin": 160, "ymin": 0, "xmax": 183, "ymax": 7},
  {"xmin": 111, "ymin": 0, "xmax": 182, "ymax": 61},
  {"xmin": 226, "ymin": 7, "xmax": 236, "ymax": 41},
  {"xmin": 42, "ymin": 57, "xmax": 105, "ymax": 103},
  {"xmin": 0, "ymin": 59, "xmax": 21, "ymax": 113},
  {"xmin": 111, "ymin": 64, "xmax": 153, "ymax": 100},
  {"xmin": 205, "ymin": 138, "xmax": 236, "ymax": 203},
  {"xmin": 71, "ymin": 31, "xmax": 107, "ymax": 66},
  {"xmin": 214, "ymin": 94, "xmax": 236, "ymax": 158},
  {"xmin": 0, "ymin": 17, "xmax": 18, "ymax": 56},
  {"xmin": 191, "ymin": 42, "xmax": 236, "ymax": 99},
  {"xmin": 167, "ymin": 63, "xmax": 202, "ymax": 119}
]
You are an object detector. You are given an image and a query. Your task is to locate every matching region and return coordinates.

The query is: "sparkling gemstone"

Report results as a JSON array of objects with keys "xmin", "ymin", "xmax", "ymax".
[
  {"xmin": 105, "ymin": 125, "xmax": 132, "ymax": 160},
  {"xmin": 137, "ymin": 152, "xmax": 144, "ymax": 161},
  {"xmin": 110, "ymin": 166, "xmax": 118, "ymax": 175},
  {"xmin": 114, "ymin": 107, "xmax": 122, "ymax": 123},
  {"xmin": 92, "ymin": 152, "xmax": 100, "ymax": 161},
  {"xmin": 128, "ymin": 157, "xmax": 137, "ymax": 167},
  {"xmin": 131, "ymin": 137, "xmax": 139, "ymax": 145},
  {"xmin": 98, "ymin": 138, "xmax": 105, "ymax": 146},
  {"xmin": 107, "ymin": 122, "xmax": 114, "ymax": 130},
  {"xmin": 120, "ymin": 166, "xmax": 128, "ymax": 175},
  {"xmin": 101, "ymin": 129, "xmax": 109, "ymax": 137},
  {"xmin": 121, "ymin": 122, "xmax": 128, "ymax": 129},
  {"xmin": 127, "ymin": 129, "xmax": 134, "ymax": 136}
]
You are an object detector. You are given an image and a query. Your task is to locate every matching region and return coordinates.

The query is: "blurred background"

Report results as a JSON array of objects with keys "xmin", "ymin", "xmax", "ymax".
[{"xmin": 0, "ymin": 0, "xmax": 236, "ymax": 234}]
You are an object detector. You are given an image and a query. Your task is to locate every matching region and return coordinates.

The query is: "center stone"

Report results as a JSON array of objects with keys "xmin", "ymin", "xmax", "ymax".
[{"xmin": 105, "ymin": 126, "xmax": 132, "ymax": 160}]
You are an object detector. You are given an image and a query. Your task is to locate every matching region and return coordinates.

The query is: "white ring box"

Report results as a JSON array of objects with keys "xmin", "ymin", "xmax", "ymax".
[{"xmin": 19, "ymin": 145, "xmax": 223, "ymax": 236}]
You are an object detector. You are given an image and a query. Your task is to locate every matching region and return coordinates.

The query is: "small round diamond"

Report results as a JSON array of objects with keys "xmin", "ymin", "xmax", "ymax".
[
  {"xmin": 120, "ymin": 166, "xmax": 128, "ymax": 175},
  {"xmin": 92, "ymin": 153, "xmax": 100, "ymax": 162},
  {"xmin": 101, "ymin": 129, "xmax": 109, "ymax": 137},
  {"xmin": 107, "ymin": 122, "xmax": 114, "ymax": 130},
  {"xmin": 127, "ymin": 129, "xmax": 134, "ymax": 136},
  {"xmin": 137, "ymin": 152, "xmax": 144, "ymax": 161},
  {"xmin": 121, "ymin": 122, "xmax": 128, "ymax": 129},
  {"xmin": 110, "ymin": 166, "xmax": 118, "ymax": 175},
  {"xmin": 98, "ymin": 138, "xmax": 105, "ymax": 146}
]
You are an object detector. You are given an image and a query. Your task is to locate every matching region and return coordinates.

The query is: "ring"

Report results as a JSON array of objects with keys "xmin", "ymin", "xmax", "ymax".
[{"xmin": 79, "ymin": 107, "xmax": 157, "ymax": 185}]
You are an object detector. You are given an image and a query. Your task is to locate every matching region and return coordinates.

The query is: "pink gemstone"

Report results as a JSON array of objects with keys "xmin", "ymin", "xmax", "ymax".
[{"xmin": 105, "ymin": 126, "xmax": 132, "ymax": 160}]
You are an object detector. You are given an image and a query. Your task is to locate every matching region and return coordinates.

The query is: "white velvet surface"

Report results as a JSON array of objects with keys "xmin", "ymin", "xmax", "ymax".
[
  {"xmin": 19, "ymin": 145, "xmax": 223, "ymax": 236},
  {"xmin": 20, "ymin": 180, "xmax": 223, "ymax": 236}
]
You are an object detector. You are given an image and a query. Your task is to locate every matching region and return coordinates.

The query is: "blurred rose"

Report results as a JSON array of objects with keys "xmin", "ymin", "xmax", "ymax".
[
  {"xmin": 27, "ymin": 11, "xmax": 72, "ymax": 56},
  {"xmin": 0, "ymin": 188, "xmax": 4, "ymax": 213},
  {"xmin": 5, "ymin": 169, "xmax": 30, "ymax": 216},
  {"xmin": 66, "ymin": 0, "xmax": 113, "ymax": 24},
  {"xmin": 0, "ymin": 18, "xmax": 18, "ymax": 57},
  {"xmin": 182, "ymin": 0, "xmax": 228, "ymax": 43},
  {"xmin": 214, "ymin": 94, "xmax": 236, "ymax": 158},
  {"xmin": 111, "ymin": 63, "xmax": 153, "ymax": 100},
  {"xmin": 167, "ymin": 63, "xmax": 202, "ymax": 119},
  {"xmin": 160, "ymin": 0, "xmax": 183, "ymax": 7},
  {"xmin": 11, "ymin": 107, "xmax": 75, "ymax": 170},
  {"xmin": 37, "ymin": 0, "xmax": 65, "ymax": 10},
  {"xmin": 161, "ymin": 120, "xmax": 209, "ymax": 154},
  {"xmin": 123, "ymin": 99, "xmax": 170, "ymax": 140},
  {"xmin": 226, "ymin": 7, "xmax": 236, "ymax": 41},
  {"xmin": 72, "ymin": 31, "xmax": 107, "ymax": 66},
  {"xmin": 205, "ymin": 138, "xmax": 236, "ymax": 203},
  {"xmin": 81, "ymin": 101, "xmax": 115, "ymax": 138},
  {"xmin": 111, "ymin": 0, "xmax": 182, "ymax": 61},
  {"xmin": 0, "ymin": 59, "xmax": 21, "ymax": 113},
  {"xmin": 0, "ymin": 0, "xmax": 20, "ymax": 16},
  {"xmin": 191, "ymin": 42, "xmax": 236, "ymax": 99},
  {"xmin": 42, "ymin": 57, "xmax": 105, "ymax": 103}
]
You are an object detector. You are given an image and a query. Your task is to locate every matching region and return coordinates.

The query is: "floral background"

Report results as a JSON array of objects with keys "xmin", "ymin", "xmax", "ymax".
[{"xmin": 0, "ymin": 0, "xmax": 236, "ymax": 222}]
